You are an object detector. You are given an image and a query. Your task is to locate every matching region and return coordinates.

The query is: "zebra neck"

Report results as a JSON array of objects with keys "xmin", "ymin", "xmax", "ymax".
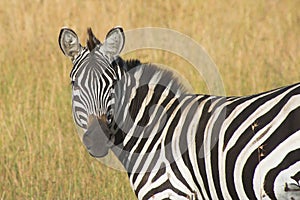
[{"xmin": 109, "ymin": 63, "xmax": 187, "ymax": 170}]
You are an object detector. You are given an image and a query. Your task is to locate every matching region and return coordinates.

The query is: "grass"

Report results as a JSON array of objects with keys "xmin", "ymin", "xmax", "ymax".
[{"xmin": 0, "ymin": 0, "xmax": 299, "ymax": 199}]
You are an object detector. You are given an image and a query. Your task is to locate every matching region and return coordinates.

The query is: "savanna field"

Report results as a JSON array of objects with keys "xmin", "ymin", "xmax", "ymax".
[{"xmin": 0, "ymin": 1, "xmax": 299, "ymax": 199}]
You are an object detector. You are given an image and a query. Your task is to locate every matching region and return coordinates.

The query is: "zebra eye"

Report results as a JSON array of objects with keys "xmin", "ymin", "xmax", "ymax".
[
  {"xmin": 107, "ymin": 113, "xmax": 113, "ymax": 124},
  {"xmin": 71, "ymin": 81, "xmax": 81, "ymax": 90}
]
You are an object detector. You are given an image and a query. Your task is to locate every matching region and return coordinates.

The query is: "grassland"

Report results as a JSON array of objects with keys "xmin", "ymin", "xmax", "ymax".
[{"xmin": 0, "ymin": 0, "xmax": 299, "ymax": 199}]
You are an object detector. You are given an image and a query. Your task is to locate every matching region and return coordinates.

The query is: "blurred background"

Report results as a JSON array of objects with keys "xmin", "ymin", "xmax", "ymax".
[{"xmin": 0, "ymin": 0, "xmax": 299, "ymax": 199}]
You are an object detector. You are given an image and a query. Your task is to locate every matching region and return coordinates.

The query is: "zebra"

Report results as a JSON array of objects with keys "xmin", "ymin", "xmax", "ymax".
[{"xmin": 58, "ymin": 26, "xmax": 300, "ymax": 200}]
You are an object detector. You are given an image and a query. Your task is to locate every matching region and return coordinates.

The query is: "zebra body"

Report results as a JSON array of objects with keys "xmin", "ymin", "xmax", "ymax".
[{"xmin": 59, "ymin": 27, "xmax": 300, "ymax": 200}]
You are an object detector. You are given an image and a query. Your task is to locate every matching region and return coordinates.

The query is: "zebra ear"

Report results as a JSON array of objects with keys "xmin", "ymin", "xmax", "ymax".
[
  {"xmin": 58, "ymin": 28, "xmax": 82, "ymax": 59},
  {"xmin": 100, "ymin": 27, "xmax": 125, "ymax": 61}
]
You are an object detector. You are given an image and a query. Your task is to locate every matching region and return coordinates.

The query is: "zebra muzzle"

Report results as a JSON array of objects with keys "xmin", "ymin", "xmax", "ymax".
[{"xmin": 83, "ymin": 115, "xmax": 113, "ymax": 158}]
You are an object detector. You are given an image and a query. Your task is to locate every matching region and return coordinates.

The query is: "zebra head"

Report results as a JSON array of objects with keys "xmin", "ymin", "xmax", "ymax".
[{"xmin": 59, "ymin": 27, "xmax": 125, "ymax": 157}]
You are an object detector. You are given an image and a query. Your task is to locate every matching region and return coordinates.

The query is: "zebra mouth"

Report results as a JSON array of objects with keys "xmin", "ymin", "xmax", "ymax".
[{"xmin": 86, "ymin": 147, "xmax": 109, "ymax": 158}]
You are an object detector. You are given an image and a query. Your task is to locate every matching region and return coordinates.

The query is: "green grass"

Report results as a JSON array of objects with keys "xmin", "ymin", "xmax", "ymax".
[{"xmin": 0, "ymin": 0, "xmax": 299, "ymax": 199}]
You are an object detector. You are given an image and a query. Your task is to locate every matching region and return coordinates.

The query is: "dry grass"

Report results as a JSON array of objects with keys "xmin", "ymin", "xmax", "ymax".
[{"xmin": 0, "ymin": 0, "xmax": 299, "ymax": 199}]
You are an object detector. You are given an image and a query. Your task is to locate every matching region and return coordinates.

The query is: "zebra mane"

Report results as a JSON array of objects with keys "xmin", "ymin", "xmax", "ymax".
[
  {"xmin": 125, "ymin": 59, "xmax": 142, "ymax": 70},
  {"xmin": 114, "ymin": 56, "xmax": 188, "ymax": 94},
  {"xmin": 86, "ymin": 28, "xmax": 101, "ymax": 51},
  {"xmin": 113, "ymin": 57, "xmax": 142, "ymax": 71}
]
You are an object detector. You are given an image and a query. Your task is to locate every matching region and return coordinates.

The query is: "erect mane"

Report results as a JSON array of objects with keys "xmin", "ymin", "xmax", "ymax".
[
  {"xmin": 113, "ymin": 57, "xmax": 142, "ymax": 71},
  {"xmin": 114, "ymin": 56, "xmax": 188, "ymax": 94},
  {"xmin": 86, "ymin": 28, "xmax": 101, "ymax": 51},
  {"xmin": 125, "ymin": 59, "xmax": 142, "ymax": 70},
  {"xmin": 137, "ymin": 63, "xmax": 188, "ymax": 94}
]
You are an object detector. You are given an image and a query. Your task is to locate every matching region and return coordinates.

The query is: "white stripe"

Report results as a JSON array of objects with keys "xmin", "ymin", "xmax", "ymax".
[
  {"xmin": 188, "ymin": 96, "xmax": 210, "ymax": 199},
  {"xmin": 234, "ymin": 94, "xmax": 300, "ymax": 199},
  {"xmin": 203, "ymin": 97, "xmax": 229, "ymax": 200}
]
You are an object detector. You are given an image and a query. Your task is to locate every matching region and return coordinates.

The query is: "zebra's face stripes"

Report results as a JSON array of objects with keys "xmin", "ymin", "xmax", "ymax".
[{"xmin": 59, "ymin": 27, "xmax": 125, "ymax": 151}]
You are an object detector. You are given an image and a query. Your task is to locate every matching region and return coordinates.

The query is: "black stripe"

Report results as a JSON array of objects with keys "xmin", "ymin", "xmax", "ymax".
[
  {"xmin": 144, "ymin": 90, "xmax": 178, "ymax": 154},
  {"xmin": 122, "ymin": 85, "xmax": 149, "ymax": 156},
  {"xmin": 151, "ymin": 162, "xmax": 166, "ymax": 183},
  {"xmin": 210, "ymin": 98, "xmax": 227, "ymax": 200},
  {"xmin": 223, "ymin": 85, "xmax": 294, "ymax": 150},
  {"xmin": 142, "ymin": 180, "xmax": 188, "ymax": 200},
  {"xmin": 129, "ymin": 84, "xmax": 149, "ymax": 123},
  {"xmin": 264, "ymin": 149, "xmax": 300, "ymax": 199},
  {"xmin": 133, "ymin": 84, "xmax": 167, "ymax": 154},
  {"xmin": 138, "ymin": 84, "xmax": 166, "ymax": 127},
  {"xmin": 195, "ymin": 96, "xmax": 214, "ymax": 200},
  {"xmin": 163, "ymin": 96, "xmax": 195, "ymax": 192},
  {"xmin": 128, "ymin": 90, "xmax": 179, "ymax": 174},
  {"xmin": 262, "ymin": 106, "xmax": 300, "ymax": 198},
  {"xmin": 114, "ymin": 72, "xmax": 136, "ymax": 133},
  {"xmin": 225, "ymin": 86, "xmax": 300, "ymax": 199},
  {"xmin": 70, "ymin": 49, "xmax": 89, "ymax": 78},
  {"xmin": 179, "ymin": 95, "xmax": 207, "ymax": 197},
  {"xmin": 134, "ymin": 145, "xmax": 161, "ymax": 194}
]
